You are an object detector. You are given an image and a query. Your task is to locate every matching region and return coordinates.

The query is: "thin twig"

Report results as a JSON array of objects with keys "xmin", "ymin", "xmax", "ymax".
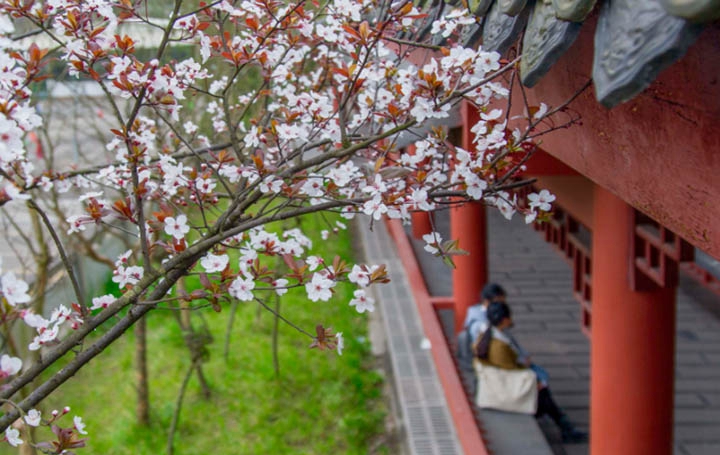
[
  {"xmin": 272, "ymin": 294, "xmax": 281, "ymax": 379},
  {"xmin": 166, "ymin": 360, "xmax": 197, "ymax": 455},
  {"xmin": 254, "ymin": 297, "xmax": 314, "ymax": 339},
  {"xmin": 223, "ymin": 300, "xmax": 239, "ymax": 361},
  {"xmin": 26, "ymin": 200, "xmax": 84, "ymax": 306}
]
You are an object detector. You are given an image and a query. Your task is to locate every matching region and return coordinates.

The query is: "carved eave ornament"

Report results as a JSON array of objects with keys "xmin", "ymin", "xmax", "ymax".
[
  {"xmin": 592, "ymin": 0, "xmax": 704, "ymax": 107},
  {"xmin": 520, "ymin": 0, "xmax": 582, "ymax": 87},
  {"xmin": 499, "ymin": 0, "xmax": 528, "ymax": 15},
  {"xmin": 659, "ymin": 0, "xmax": 720, "ymax": 21},
  {"xmin": 482, "ymin": 0, "xmax": 530, "ymax": 54},
  {"xmin": 552, "ymin": 0, "xmax": 597, "ymax": 21},
  {"xmin": 449, "ymin": 0, "xmax": 719, "ymax": 107},
  {"xmin": 468, "ymin": 0, "xmax": 494, "ymax": 15}
]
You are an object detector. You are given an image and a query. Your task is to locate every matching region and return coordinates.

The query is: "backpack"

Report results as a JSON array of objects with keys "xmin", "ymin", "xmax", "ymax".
[{"xmin": 456, "ymin": 325, "xmax": 478, "ymax": 398}]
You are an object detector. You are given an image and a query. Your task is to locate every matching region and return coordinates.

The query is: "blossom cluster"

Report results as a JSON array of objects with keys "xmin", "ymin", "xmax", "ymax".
[
  {"xmin": 0, "ymin": 0, "xmax": 559, "ymax": 332},
  {"xmin": 3, "ymin": 407, "xmax": 88, "ymax": 450},
  {"xmin": 0, "ymin": 0, "xmax": 566, "ymax": 447},
  {"xmin": 0, "ymin": 0, "xmax": 559, "ymax": 360},
  {"xmin": 0, "ymin": 1, "xmax": 557, "ymax": 235}
]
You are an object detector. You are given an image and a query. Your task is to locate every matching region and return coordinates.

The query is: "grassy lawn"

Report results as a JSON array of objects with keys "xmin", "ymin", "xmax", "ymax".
[{"xmin": 6, "ymin": 214, "xmax": 388, "ymax": 455}]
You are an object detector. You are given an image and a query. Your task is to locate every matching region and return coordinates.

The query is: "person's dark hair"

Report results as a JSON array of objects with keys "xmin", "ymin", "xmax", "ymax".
[
  {"xmin": 480, "ymin": 283, "xmax": 506, "ymax": 302},
  {"xmin": 475, "ymin": 302, "xmax": 512, "ymax": 360},
  {"xmin": 487, "ymin": 301, "xmax": 511, "ymax": 326}
]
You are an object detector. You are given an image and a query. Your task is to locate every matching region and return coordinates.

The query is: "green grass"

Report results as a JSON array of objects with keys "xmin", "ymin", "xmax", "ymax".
[{"xmin": 5, "ymin": 214, "xmax": 388, "ymax": 455}]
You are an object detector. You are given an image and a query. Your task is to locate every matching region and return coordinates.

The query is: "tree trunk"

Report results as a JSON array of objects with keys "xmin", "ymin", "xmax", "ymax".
[
  {"xmin": 135, "ymin": 315, "xmax": 150, "ymax": 426},
  {"xmin": 175, "ymin": 279, "xmax": 211, "ymax": 399},
  {"xmin": 19, "ymin": 428, "xmax": 37, "ymax": 455},
  {"xmin": 273, "ymin": 297, "xmax": 280, "ymax": 378}
]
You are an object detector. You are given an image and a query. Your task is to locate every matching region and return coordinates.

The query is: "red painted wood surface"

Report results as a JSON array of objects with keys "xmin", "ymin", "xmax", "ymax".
[
  {"xmin": 451, "ymin": 102, "xmax": 489, "ymax": 334},
  {"xmin": 535, "ymin": 176, "xmax": 594, "ymax": 228},
  {"xmin": 519, "ymin": 14, "xmax": 720, "ymax": 260},
  {"xmin": 430, "ymin": 296, "xmax": 455, "ymax": 310},
  {"xmin": 682, "ymin": 262, "xmax": 720, "ymax": 297},
  {"xmin": 451, "ymin": 202, "xmax": 487, "ymax": 334},
  {"xmin": 411, "ymin": 211, "xmax": 433, "ymax": 239},
  {"xmin": 590, "ymin": 186, "xmax": 676, "ymax": 455},
  {"xmin": 523, "ymin": 150, "xmax": 579, "ymax": 177},
  {"xmin": 404, "ymin": 143, "xmax": 434, "ymax": 239},
  {"xmin": 385, "ymin": 219, "xmax": 490, "ymax": 455}
]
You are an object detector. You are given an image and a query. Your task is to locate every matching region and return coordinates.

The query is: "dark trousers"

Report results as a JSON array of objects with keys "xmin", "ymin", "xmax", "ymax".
[{"xmin": 535, "ymin": 387, "xmax": 564, "ymax": 424}]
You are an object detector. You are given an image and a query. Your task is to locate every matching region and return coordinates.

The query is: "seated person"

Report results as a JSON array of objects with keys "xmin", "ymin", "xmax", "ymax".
[
  {"xmin": 464, "ymin": 283, "xmax": 549, "ymax": 385},
  {"xmin": 463, "ymin": 283, "xmax": 506, "ymax": 345},
  {"xmin": 475, "ymin": 301, "xmax": 588, "ymax": 443}
]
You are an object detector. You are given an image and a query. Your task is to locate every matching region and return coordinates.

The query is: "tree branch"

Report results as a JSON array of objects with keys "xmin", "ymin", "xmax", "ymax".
[{"xmin": 26, "ymin": 200, "xmax": 84, "ymax": 306}]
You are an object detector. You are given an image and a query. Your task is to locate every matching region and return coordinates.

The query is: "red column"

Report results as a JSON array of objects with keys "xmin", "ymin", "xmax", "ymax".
[
  {"xmin": 405, "ymin": 144, "xmax": 434, "ymax": 239},
  {"xmin": 451, "ymin": 202, "xmax": 487, "ymax": 333},
  {"xmin": 450, "ymin": 101, "xmax": 488, "ymax": 332},
  {"xmin": 451, "ymin": 101, "xmax": 488, "ymax": 333},
  {"xmin": 591, "ymin": 186, "xmax": 676, "ymax": 455},
  {"xmin": 411, "ymin": 212, "xmax": 433, "ymax": 239}
]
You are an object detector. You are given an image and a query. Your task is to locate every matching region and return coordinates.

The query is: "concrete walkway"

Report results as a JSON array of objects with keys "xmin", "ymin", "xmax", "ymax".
[
  {"xmin": 406, "ymin": 209, "xmax": 720, "ymax": 455},
  {"xmin": 358, "ymin": 220, "xmax": 463, "ymax": 455}
]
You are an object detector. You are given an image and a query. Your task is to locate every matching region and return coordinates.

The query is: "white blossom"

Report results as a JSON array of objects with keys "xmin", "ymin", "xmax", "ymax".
[
  {"xmin": 200, "ymin": 253, "xmax": 229, "ymax": 273},
  {"xmin": 24, "ymin": 409, "xmax": 41, "ymax": 427},
  {"xmin": 74, "ymin": 416, "xmax": 88, "ymax": 435},
  {"xmin": 229, "ymin": 276, "xmax": 255, "ymax": 301},
  {"xmin": 1, "ymin": 273, "xmax": 31, "ymax": 306},
  {"xmin": 112, "ymin": 265, "xmax": 144, "ymax": 288},
  {"xmin": 349, "ymin": 290, "xmax": 375, "ymax": 313},
  {"xmin": 336, "ymin": 332, "xmax": 344, "ymax": 356},
  {"xmin": 0, "ymin": 354, "xmax": 22, "ymax": 377},
  {"xmin": 91, "ymin": 294, "xmax": 116, "ymax": 311},
  {"xmin": 5, "ymin": 428, "xmax": 22, "ymax": 447},
  {"xmin": 528, "ymin": 189, "xmax": 556, "ymax": 211},
  {"xmin": 422, "ymin": 232, "xmax": 442, "ymax": 255},
  {"xmin": 164, "ymin": 215, "xmax": 191, "ymax": 240},
  {"xmin": 305, "ymin": 273, "xmax": 334, "ymax": 302}
]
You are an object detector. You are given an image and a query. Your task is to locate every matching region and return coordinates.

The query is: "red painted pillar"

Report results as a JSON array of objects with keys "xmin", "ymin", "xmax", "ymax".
[
  {"xmin": 590, "ymin": 186, "xmax": 676, "ymax": 455},
  {"xmin": 451, "ymin": 101, "xmax": 488, "ymax": 333},
  {"xmin": 406, "ymin": 143, "xmax": 434, "ymax": 239},
  {"xmin": 411, "ymin": 212, "xmax": 433, "ymax": 239},
  {"xmin": 451, "ymin": 202, "xmax": 487, "ymax": 333}
]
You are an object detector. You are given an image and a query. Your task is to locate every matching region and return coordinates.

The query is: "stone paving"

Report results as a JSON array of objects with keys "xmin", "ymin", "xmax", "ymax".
[{"xmin": 409, "ymin": 209, "xmax": 720, "ymax": 455}]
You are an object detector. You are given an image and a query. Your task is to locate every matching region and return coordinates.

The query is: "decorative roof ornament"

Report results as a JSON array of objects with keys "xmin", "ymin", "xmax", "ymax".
[
  {"xmin": 552, "ymin": 0, "xmax": 598, "ymax": 21},
  {"xmin": 659, "ymin": 0, "xmax": 720, "ymax": 21},
  {"xmin": 520, "ymin": 0, "xmax": 582, "ymax": 87},
  {"xmin": 449, "ymin": 0, "xmax": 712, "ymax": 105},
  {"xmin": 467, "ymin": 0, "xmax": 494, "ymax": 15},
  {"xmin": 482, "ymin": 1, "xmax": 530, "ymax": 54},
  {"xmin": 461, "ymin": 22, "xmax": 485, "ymax": 47},
  {"xmin": 499, "ymin": 0, "xmax": 529, "ymax": 16},
  {"xmin": 592, "ymin": 0, "xmax": 703, "ymax": 108}
]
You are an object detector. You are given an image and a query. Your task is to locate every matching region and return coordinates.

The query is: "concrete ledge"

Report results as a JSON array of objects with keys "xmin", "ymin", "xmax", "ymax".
[
  {"xmin": 481, "ymin": 410, "xmax": 555, "ymax": 455},
  {"xmin": 357, "ymin": 219, "xmax": 465, "ymax": 455}
]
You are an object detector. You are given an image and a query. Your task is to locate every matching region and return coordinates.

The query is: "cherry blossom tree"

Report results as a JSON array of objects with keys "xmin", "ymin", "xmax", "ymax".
[{"xmin": 0, "ymin": 0, "xmax": 585, "ymax": 451}]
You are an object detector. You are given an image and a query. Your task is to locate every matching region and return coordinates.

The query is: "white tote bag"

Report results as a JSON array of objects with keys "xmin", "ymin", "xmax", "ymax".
[{"xmin": 474, "ymin": 361, "xmax": 538, "ymax": 414}]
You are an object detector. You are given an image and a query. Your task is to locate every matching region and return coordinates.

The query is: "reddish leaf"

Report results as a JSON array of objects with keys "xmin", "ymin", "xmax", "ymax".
[{"xmin": 199, "ymin": 273, "xmax": 211, "ymax": 289}]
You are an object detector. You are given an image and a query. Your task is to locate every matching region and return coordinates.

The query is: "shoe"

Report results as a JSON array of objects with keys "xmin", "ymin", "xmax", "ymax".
[
  {"xmin": 558, "ymin": 416, "xmax": 588, "ymax": 443},
  {"xmin": 561, "ymin": 427, "xmax": 588, "ymax": 443}
]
